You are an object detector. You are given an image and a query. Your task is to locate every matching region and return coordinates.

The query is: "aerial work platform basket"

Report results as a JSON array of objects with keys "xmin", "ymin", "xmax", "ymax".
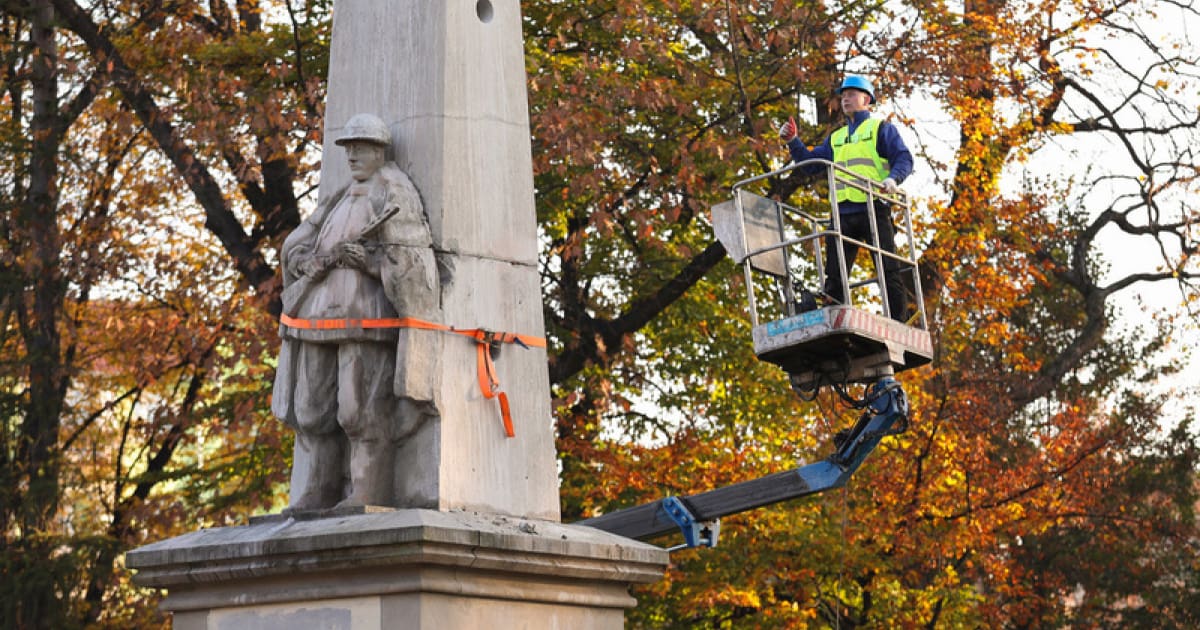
[
  {"xmin": 579, "ymin": 161, "xmax": 933, "ymax": 550},
  {"xmin": 711, "ymin": 159, "xmax": 933, "ymax": 392}
]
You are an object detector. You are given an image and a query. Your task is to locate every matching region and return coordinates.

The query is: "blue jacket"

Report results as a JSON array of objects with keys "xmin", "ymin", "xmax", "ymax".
[{"xmin": 785, "ymin": 111, "xmax": 914, "ymax": 214}]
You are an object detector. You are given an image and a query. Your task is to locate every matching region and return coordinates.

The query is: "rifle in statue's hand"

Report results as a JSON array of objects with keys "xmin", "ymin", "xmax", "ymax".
[{"xmin": 281, "ymin": 202, "xmax": 404, "ymax": 313}]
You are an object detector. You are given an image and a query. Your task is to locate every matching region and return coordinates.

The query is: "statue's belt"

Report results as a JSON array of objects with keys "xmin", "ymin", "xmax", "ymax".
[{"xmin": 280, "ymin": 313, "xmax": 546, "ymax": 438}]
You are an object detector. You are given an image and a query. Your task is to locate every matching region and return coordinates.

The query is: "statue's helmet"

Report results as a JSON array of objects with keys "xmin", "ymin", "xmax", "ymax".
[{"xmin": 336, "ymin": 113, "xmax": 391, "ymax": 147}]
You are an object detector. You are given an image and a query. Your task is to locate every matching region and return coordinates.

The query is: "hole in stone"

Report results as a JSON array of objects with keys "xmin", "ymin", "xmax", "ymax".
[{"xmin": 476, "ymin": 0, "xmax": 493, "ymax": 23}]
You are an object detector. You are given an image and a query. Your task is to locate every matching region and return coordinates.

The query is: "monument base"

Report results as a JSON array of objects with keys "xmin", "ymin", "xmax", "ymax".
[{"xmin": 127, "ymin": 509, "xmax": 668, "ymax": 629}]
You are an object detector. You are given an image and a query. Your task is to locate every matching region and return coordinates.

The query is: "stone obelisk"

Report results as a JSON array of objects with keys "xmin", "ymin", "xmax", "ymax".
[
  {"xmin": 314, "ymin": 0, "xmax": 557, "ymax": 518},
  {"xmin": 125, "ymin": 1, "xmax": 667, "ymax": 628}
]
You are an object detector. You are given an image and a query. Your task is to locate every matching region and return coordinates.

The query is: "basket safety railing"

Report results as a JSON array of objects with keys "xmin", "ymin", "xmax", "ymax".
[{"xmin": 715, "ymin": 159, "xmax": 928, "ymax": 331}]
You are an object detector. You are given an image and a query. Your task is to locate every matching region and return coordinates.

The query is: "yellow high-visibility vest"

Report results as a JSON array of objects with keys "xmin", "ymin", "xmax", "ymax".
[{"xmin": 832, "ymin": 117, "xmax": 890, "ymax": 203}]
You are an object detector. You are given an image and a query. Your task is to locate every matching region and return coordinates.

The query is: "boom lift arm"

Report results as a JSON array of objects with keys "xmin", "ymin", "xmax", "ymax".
[{"xmin": 578, "ymin": 376, "xmax": 909, "ymax": 549}]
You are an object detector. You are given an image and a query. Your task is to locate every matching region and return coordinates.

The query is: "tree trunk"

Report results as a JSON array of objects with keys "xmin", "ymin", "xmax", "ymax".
[
  {"xmin": 13, "ymin": 3, "xmax": 70, "ymax": 628},
  {"xmin": 21, "ymin": 0, "xmax": 65, "ymax": 536}
]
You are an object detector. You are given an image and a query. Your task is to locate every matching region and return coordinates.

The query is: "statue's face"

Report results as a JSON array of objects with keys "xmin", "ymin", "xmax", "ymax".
[{"xmin": 345, "ymin": 141, "xmax": 386, "ymax": 182}]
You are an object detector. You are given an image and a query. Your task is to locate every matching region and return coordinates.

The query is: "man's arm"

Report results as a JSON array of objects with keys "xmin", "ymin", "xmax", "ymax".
[
  {"xmin": 779, "ymin": 116, "xmax": 834, "ymax": 172},
  {"xmin": 877, "ymin": 122, "xmax": 913, "ymax": 183},
  {"xmin": 786, "ymin": 135, "xmax": 834, "ymax": 166}
]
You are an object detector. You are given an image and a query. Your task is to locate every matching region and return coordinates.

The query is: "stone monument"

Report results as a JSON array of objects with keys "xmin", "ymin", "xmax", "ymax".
[{"xmin": 125, "ymin": 1, "xmax": 667, "ymax": 628}]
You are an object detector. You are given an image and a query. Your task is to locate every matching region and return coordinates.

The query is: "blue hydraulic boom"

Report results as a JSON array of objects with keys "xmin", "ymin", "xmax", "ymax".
[
  {"xmin": 578, "ymin": 161, "xmax": 930, "ymax": 550},
  {"xmin": 578, "ymin": 376, "xmax": 908, "ymax": 549}
]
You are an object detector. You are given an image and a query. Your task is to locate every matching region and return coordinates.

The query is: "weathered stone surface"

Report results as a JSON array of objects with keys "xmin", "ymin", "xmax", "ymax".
[
  {"xmin": 320, "ymin": 0, "xmax": 537, "ymax": 263},
  {"xmin": 295, "ymin": 0, "xmax": 558, "ymax": 521},
  {"xmin": 273, "ymin": 116, "xmax": 441, "ymax": 512},
  {"xmin": 426, "ymin": 253, "xmax": 558, "ymax": 518}
]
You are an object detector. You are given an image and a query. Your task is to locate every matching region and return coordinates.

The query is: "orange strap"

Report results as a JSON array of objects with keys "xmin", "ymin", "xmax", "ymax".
[{"xmin": 280, "ymin": 313, "xmax": 544, "ymax": 438}]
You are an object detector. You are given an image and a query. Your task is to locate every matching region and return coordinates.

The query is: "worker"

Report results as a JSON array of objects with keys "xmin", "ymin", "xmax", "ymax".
[{"xmin": 778, "ymin": 75, "xmax": 914, "ymax": 322}]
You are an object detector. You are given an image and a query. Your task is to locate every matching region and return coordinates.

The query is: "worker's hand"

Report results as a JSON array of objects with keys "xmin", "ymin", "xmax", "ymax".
[
  {"xmin": 335, "ymin": 241, "xmax": 368, "ymax": 269},
  {"xmin": 881, "ymin": 177, "xmax": 900, "ymax": 194},
  {"xmin": 778, "ymin": 116, "xmax": 798, "ymax": 142}
]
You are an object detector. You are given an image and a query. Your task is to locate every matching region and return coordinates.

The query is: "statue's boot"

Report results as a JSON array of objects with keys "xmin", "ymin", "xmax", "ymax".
[
  {"xmin": 337, "ymin": 438, "xmax": 396, "ymax": 508},
  {"xmin": 286, "ymin": 433, "xmax": 345, "ymax": 511}
]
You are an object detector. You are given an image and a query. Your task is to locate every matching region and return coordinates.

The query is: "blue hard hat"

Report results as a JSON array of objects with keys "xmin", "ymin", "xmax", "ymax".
[{"xmin": 837, "ymin": 76, "xmax": 876, "ymax": 104}]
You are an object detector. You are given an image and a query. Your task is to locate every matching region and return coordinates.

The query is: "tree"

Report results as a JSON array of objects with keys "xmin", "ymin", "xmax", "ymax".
[{"xmin": 1, "ymin": 1, "xmax": 329, "ymax": 626}]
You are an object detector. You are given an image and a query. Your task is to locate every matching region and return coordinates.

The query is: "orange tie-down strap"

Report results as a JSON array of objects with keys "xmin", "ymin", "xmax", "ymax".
[{"xmin": 280, "ymin": 314, "xmax": 545, "ymax": 438}]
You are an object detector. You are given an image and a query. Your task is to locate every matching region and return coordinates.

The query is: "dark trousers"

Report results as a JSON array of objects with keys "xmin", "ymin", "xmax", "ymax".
[{"xmin": 822, "ymin": 206, "xmax": 909, "ymax": 321}]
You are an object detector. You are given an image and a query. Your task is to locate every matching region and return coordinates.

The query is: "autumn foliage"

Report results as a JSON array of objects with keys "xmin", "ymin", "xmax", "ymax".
[{"xmin": 2, "ymin": 0, "xmax": 1198, "ymax": 628}]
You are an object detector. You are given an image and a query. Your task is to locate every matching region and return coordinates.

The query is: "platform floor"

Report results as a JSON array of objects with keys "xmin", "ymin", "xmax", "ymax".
[{"xmin": 753, "ymin": 306, "xmax": 932, "ymax": 387}]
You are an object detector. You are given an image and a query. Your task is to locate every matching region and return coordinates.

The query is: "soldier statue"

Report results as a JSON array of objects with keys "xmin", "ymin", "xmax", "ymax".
[{"xmin": 272, "ymin": 113, "xmax": 440, "ymax": 511}]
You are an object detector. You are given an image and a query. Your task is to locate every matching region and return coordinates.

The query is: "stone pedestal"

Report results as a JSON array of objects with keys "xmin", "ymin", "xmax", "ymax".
[{"xmin": 127, "ymin": 509, "xmax": 667, "ymax": 629}]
